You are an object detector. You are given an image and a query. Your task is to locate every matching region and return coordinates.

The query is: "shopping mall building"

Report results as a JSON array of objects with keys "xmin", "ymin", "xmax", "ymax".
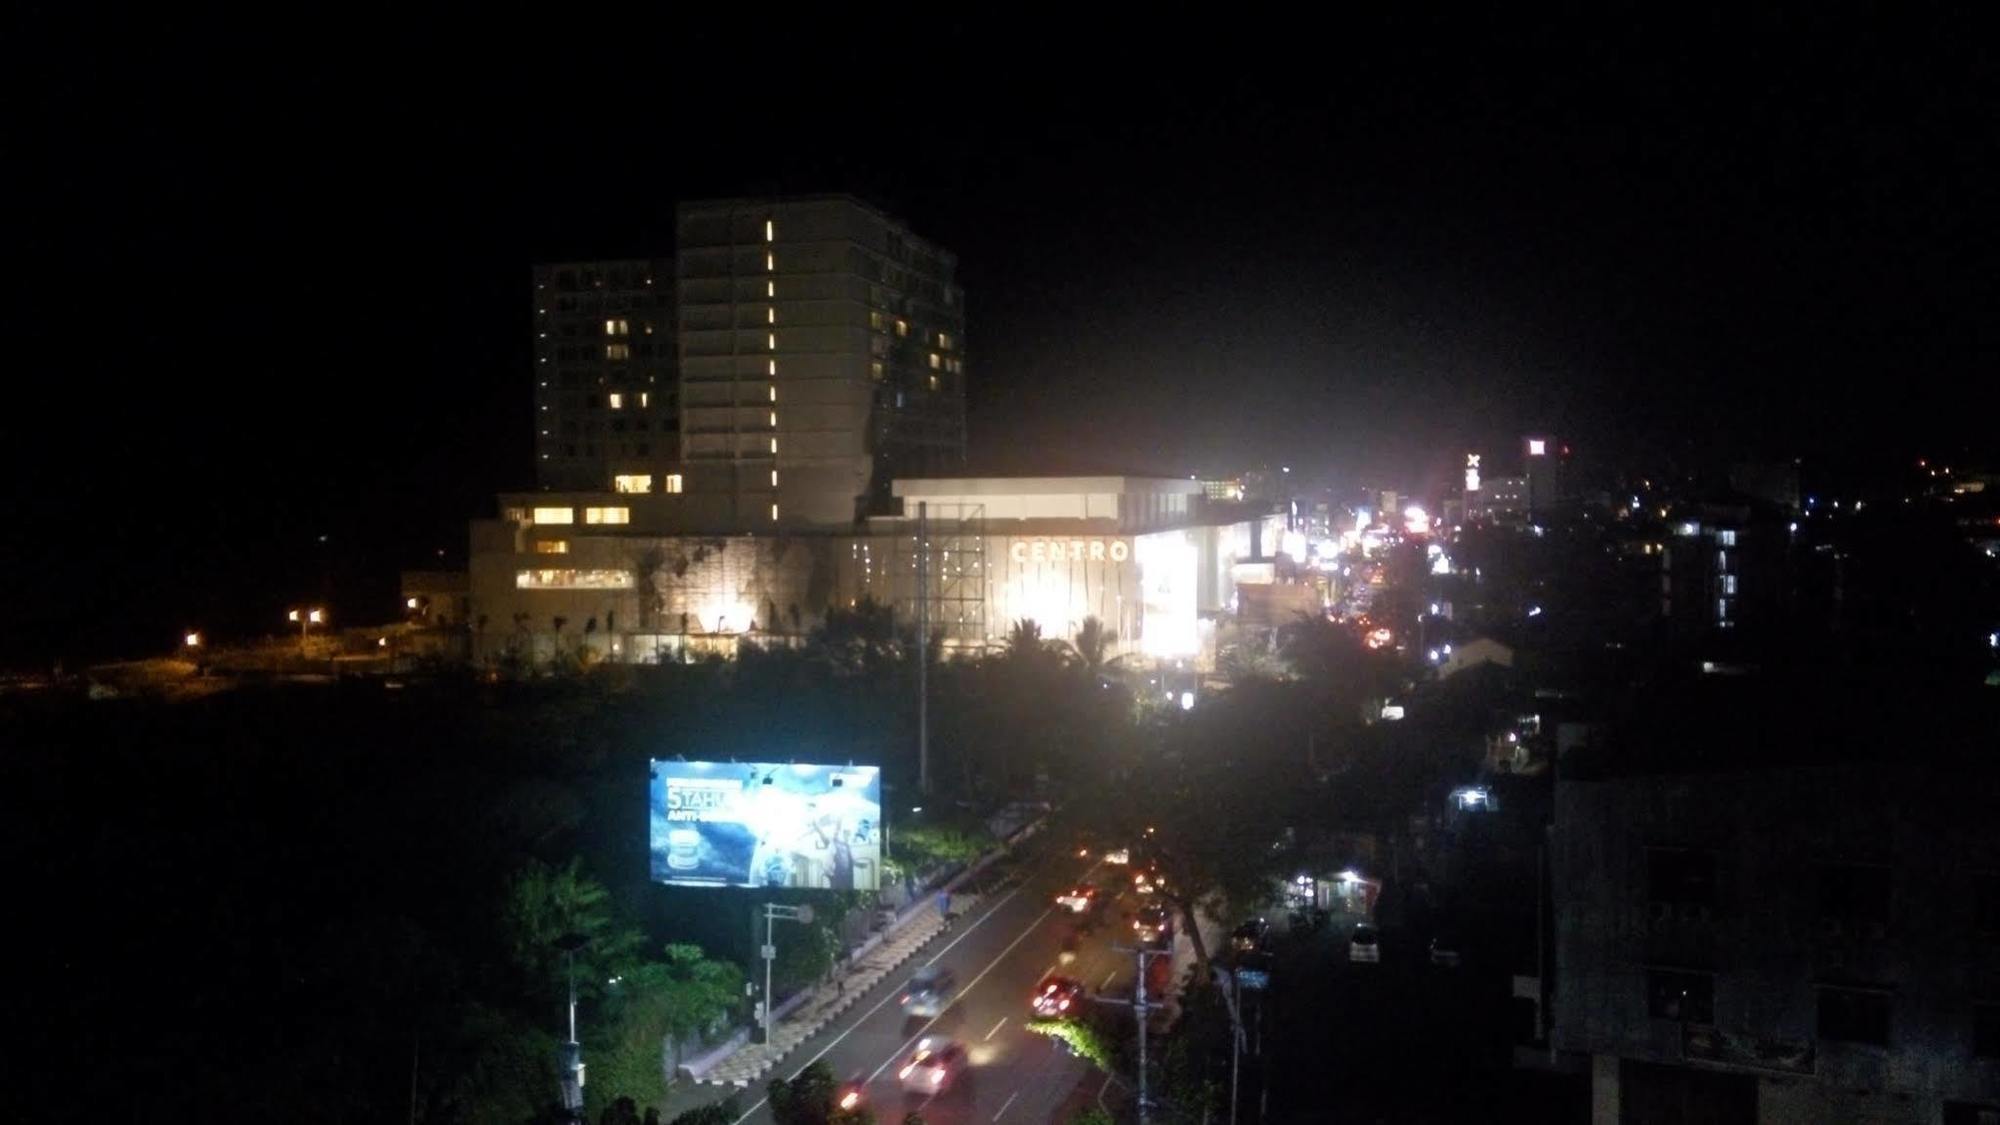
[{"xmin": 466, "ymin": 475, "xmax": 1289, "ymax": 668}]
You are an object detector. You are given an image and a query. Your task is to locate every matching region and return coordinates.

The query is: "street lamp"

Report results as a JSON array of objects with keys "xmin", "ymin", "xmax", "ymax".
[
  {"xmin": 287, "ymin": 607, "xmax": 324, "ymax": 659},
  {"xmin": 184, "ymin": 631, "xmax": 202, "ymax": 650},
  {"xmin": 758, "ymin": 903, "xmax": 814, "ymax": 1044},
  {"xmin": 554, "ymin": 932, "xmax": 589, "ymax": 1116}
]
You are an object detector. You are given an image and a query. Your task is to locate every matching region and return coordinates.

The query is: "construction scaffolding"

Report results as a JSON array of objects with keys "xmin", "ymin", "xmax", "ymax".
[{"xmin": 896, "ymin": 501, "xmax": 987, "ymax": 656}]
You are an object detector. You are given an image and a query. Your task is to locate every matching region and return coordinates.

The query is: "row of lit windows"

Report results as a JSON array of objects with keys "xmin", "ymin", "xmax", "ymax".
[
  {"xmin": 613, "ymin": 474, "xmax": 683, "ymax": 494},
  {"xmin": 531, "ymin": 506, "xmax": 631, "ymax": 526},
  {"xmin": 605, "ymin": 392, "xmax": 652, "ymax": 410},
  {"xmin": 515, "ymin": 569, "xmax": 633, "ymax": 590},
  {"xmin": 768, "ymin": 221, "xmax": 779, "ymax": 521}
]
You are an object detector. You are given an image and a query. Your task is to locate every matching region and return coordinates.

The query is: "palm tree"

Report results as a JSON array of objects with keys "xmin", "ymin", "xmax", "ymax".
[
  {"xmin": 1002, "ymin": 618, "xmax": 1060, "ymax": 666},
  {"xmin": 1065, "ymin": 616, "xmax": 1126, "ymax": 682}
]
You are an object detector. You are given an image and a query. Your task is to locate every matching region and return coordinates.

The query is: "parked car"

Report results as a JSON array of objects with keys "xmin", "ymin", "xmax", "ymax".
[
  {"xmin": 1348, "ymin": 923, "xmax": 1381, "ymax": 964},
  {"xmin": 1231, "ymin": 917, "xmax": 1270, "ymax": 953}
]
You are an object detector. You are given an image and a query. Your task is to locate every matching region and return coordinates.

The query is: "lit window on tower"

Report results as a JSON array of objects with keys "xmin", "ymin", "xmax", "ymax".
[
  {"xmin": 584, "ymin": 506, "xmax": 631, "ymax": 525},
  {"xmin": 605, "ymin": 319, "xmax": 629, "ymax": 336},
  {"xmin": 613, "ymin": 474, "xmax": 652, "ymax": 494},
  {"xmin": 608, "ymin": 393, "xmax": 624, "ymax": 409},
  {"xmin": 605, "ymin": 344, "xmax": 630, "ymax": 361},
  {"xmin": 764, "ymin": 219, "xmax": 775, "ymax": 242}
]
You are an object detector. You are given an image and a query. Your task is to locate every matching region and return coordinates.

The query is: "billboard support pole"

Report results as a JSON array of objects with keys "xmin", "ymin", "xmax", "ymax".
[{"xmin": 917, "ymin": 501, "xmax": 930, "ymax": 795}]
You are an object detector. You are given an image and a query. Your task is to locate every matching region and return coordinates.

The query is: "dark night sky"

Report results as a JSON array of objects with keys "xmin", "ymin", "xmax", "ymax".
[{"xmin": 5, "ymin": 11, "xmax": 1995, "ymax": 664}]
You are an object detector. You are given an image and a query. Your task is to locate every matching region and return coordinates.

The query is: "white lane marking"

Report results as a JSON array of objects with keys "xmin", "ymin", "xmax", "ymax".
[
  {"xmin": 727, "ymin": 867, "xmax": 1043, "ymax": 1125},
  {"xmin": 728, "ymin": 844, "xmax": 1088, "ymax": 1112},
  {"xmin": 864, "ymin": 904, "xmax": 1058, "ymax": 1083},
  {"xmin": 983, "ymin": 1016, "xmax": 1009, "ymax": 1041},
  {"xmin": 1102, "ymin": 970, "xmax": 1117, "ymax": 990},
  {"xmin": 992, "ymin": 1090, "xmax": 1020, "ymax": 1121}
]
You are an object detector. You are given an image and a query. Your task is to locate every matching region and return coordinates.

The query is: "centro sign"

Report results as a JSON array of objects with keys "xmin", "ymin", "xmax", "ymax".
[{"xmin": 1010, "ymin": 539, "xmax": 1130, "ymax": 563}]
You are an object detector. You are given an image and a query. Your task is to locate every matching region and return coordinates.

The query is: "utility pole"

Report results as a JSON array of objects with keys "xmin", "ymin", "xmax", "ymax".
[
  {"xmin": 1101, "ymin": 945, "xmax": 1173, "ymax": 1125},
  {"xmin": 916, "ymin": 500, "xmax": 930, "ymax": 795}
]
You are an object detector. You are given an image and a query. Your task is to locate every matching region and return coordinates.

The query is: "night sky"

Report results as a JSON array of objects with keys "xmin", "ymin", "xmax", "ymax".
[{"xmin": 7, "ymin": 12, "xmax": 1995, "ymax": 665}]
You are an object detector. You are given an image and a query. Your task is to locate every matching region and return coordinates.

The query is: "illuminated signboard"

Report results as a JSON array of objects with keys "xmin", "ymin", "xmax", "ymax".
[
  {"xmin": 648, "ymin": 761, "xmax": 882, "ymax": 890},
  {"xmin": 1008, "ymin": 539, "xmax": 1130, "ymax": 563}
]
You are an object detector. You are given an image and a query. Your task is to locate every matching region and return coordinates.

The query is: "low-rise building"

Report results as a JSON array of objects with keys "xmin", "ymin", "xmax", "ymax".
[{"xmin": 466, "ymin": 475, "xmax": 1284, "ymax": 669}]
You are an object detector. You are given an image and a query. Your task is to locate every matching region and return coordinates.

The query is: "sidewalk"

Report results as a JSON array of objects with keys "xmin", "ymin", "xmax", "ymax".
[{"xmin": 696, "ymin": 894, "xmax": 981, "ymax": 1087}]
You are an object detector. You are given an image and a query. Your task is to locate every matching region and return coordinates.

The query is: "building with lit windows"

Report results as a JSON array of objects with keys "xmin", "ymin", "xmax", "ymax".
[
  {"xmin": 675, "ymin": 196, "xmax": 966, "ymax": 528},
  {"xmin": 466, "ymin": 476, "xmax": 1282, "ymax": 668},
  {"xmin": 531, "ymin": 197, "xmax": 966, "ymax": 531},
  {"xmin": 532, "ymin": 259, "xmax": 678, "ymax": 491}
]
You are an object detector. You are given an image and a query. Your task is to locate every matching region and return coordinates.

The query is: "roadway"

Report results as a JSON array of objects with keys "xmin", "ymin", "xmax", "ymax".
[{"xmin": 671, "ymin": 834, "xmax": 1172, "ymax": 1124}]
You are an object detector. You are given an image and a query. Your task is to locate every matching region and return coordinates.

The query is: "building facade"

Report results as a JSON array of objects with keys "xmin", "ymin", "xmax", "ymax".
[
  {"xmin": 1554, "ymin": 763, "xmax": 2000, "ymax": 1124},
  {"xmin": 466, "ymin": 476, "xmax": 1279, "ymax": 668},
  {"xmin": 532, "ymin": 259, "xmax": 678, "ymax": 491},
  {"xmin": 530, "ymin": 197, "xmax": 966, "ymax": 532},
  {"xmin": 675, "ymin": 196, "xmax": 966, "ymax": 529}
]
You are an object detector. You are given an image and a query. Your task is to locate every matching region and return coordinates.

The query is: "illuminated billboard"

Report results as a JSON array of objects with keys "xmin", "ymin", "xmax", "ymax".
[{"xmin": 648, "ymin": 761, "xmax": 882, "ymax": 890}]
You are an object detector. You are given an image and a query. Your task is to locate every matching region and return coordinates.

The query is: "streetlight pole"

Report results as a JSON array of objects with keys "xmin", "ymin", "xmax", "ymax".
[
  {"xmin": 759, "ymin": 903, "xmax": 814, "ymax": 1044},
  {"xmin": 554, "ymin": 932, "xmax": 588, "ymax": 1117},
  {"xmin": 288, "ymin": 607, "xmax": 323, "ymax": 661}
]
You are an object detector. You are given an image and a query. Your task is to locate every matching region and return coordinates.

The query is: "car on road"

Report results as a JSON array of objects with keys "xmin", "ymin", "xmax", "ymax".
[
  {"xmin": 1134, "ymin": 903, "xmax": 1173, "ymax": 946},
  {"xmin": 1348, "ymin": 923, "xmax": 1381, "ymax": 963},
  {"xmin": 1133, "ymin": 866, "xmax": 1167, "ymax": 895},
  {"xmin": 1230, "ymin": 917, "xmax": 1270, "ymax": 953},
  {"xmin": 897, "ymin": 1037, "xmax": 969, "ymax": 1095},
  {"xmin": 1032, "ymin": 974, "xmax": 1087, "ymax": 1017},
  {"xmin": 900, "ymin": 965, "xmax": 958, "ymax": 1018},
  {"xmin": 1055, "ymin": 883, "xmax": 1100, "ymax": 913},
  {"xmin": 1428, "ymin": 933, "xmax": 1462, "ymax": 968},
  {"xmin": 1103, "ymin": 847, "xmax": 1131, "ymax": 865}
]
